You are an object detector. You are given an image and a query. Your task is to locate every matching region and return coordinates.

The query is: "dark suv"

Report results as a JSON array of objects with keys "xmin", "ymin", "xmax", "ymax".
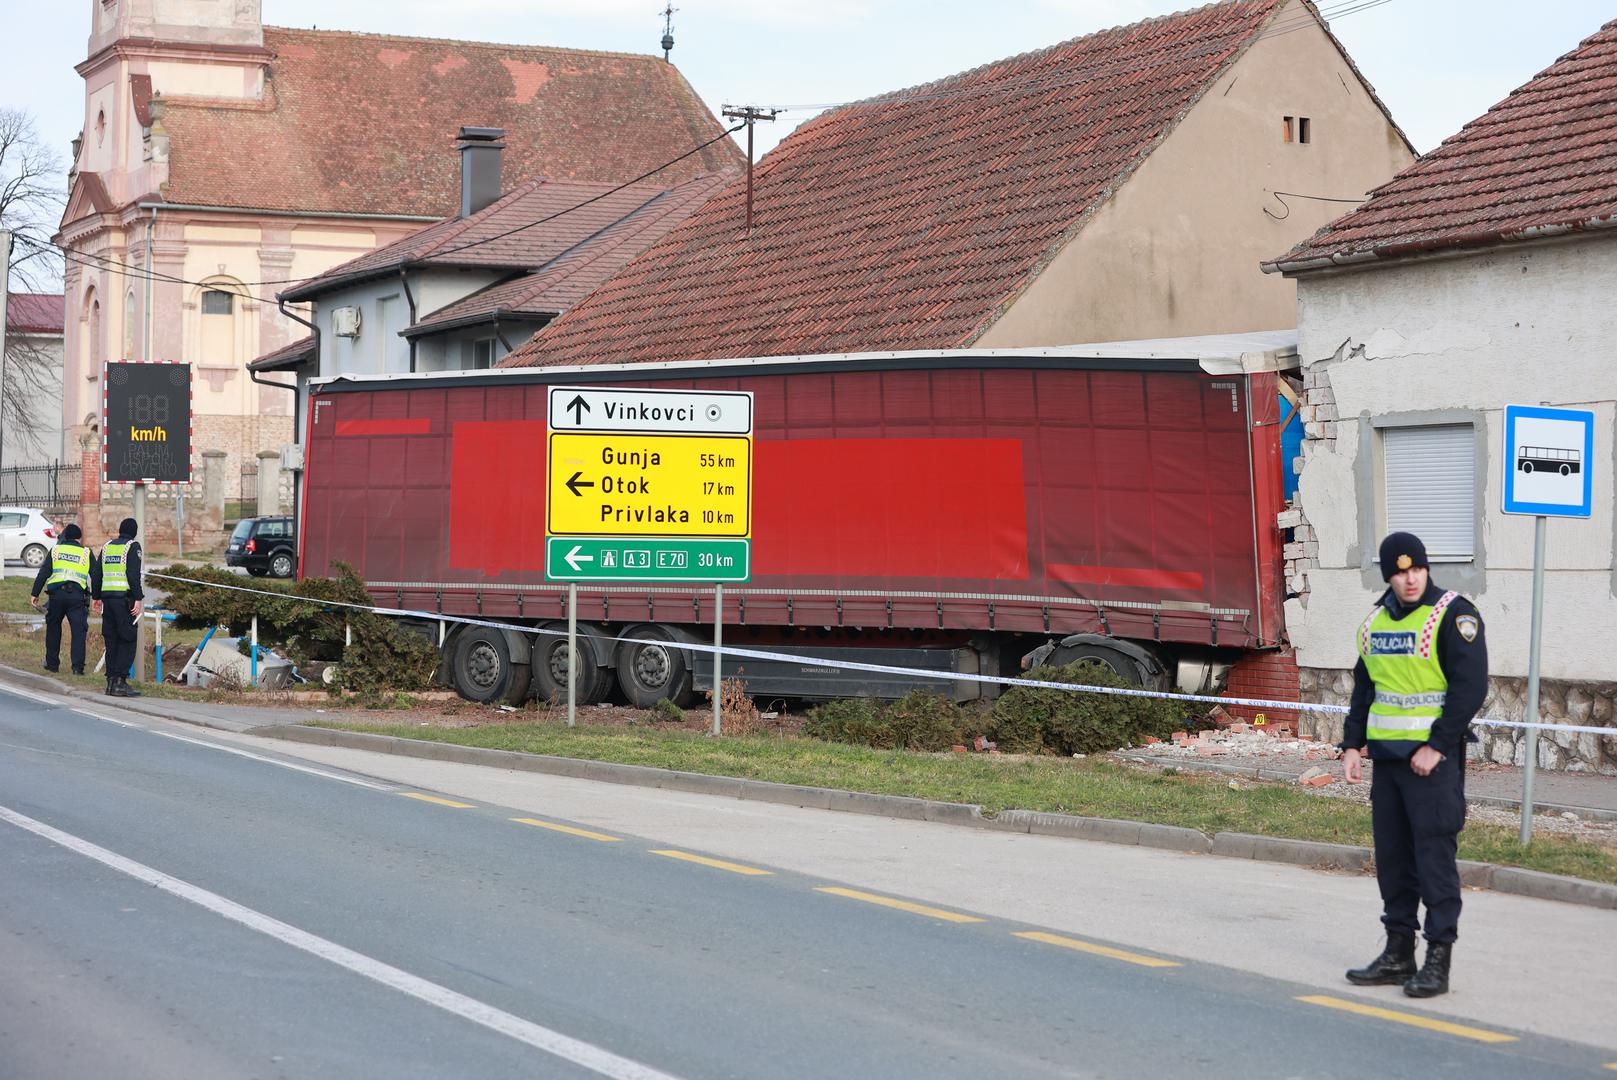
[{"xmin": 226, "ymin": 516, "xmax": 297, "ymax": 578}]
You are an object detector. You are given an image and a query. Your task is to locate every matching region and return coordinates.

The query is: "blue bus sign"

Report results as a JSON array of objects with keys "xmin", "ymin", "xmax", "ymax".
[{"xmin": 1503, "ymin": 404, "xmax": 1593, "ymax": 518}]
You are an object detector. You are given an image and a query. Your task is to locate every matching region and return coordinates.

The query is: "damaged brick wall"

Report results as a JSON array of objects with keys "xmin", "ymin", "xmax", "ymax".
[{"xmin": 1221, "ymin": 647, "xmax": 1302, "ymax": 723}]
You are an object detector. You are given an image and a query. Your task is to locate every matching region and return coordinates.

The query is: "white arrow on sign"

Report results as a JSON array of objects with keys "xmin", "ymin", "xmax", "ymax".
[{"xmin": 563, "ymin": 545, "xmax": 594, "ymax": 572}]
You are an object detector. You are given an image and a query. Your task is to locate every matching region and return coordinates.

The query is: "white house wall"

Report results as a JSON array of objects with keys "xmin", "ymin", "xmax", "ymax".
[{"xmin": 1290, "ymin": 237, "xmax": 1617, "ymax": 683}]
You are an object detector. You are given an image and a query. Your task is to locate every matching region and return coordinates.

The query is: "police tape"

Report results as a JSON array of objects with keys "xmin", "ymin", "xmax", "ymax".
[{"xmin": 145, "ymin": 573, "xmax": 1617, "ymax": 738}]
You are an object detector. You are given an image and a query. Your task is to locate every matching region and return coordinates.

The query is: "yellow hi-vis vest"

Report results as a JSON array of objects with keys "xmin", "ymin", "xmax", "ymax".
[
  {"xmin": 100, "ymin": 540, "xmax": 133, "ymax": 593},
  {"xmin": 1357, "ymin": 591, "xmax": 1458, "ymax": 753},
  {"xmin": 46, "ymin": 543, "xmax": 92, "ymax": 590}
]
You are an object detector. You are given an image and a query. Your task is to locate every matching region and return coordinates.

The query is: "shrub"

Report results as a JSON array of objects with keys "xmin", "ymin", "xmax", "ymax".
[
  {"xmin": 802, "ymin": 697, "xmax": 888, "ymax": 747},
  {"xmin": 990, "ymin": 660, "xmax": 1196, "ymax": 756},
  {"xmin": 651, "ymin": 696, "xmax": 685, "ymax": 723},
  {"xmin": 883, "ymin": 690, "xmax": 966, "ymax": 751},
  {"xmin": 708, "ymin": 676, "xmax": 762, "ymax": 735},
  {"xmin": 156, "ymin": 561, "xmax": 440, "ymax": 698}
]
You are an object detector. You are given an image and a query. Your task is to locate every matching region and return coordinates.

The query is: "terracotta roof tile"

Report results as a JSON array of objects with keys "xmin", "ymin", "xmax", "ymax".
[
  {"xmin": 160, "ymin": 26, "xmax": 741, "ymax": 216},
  {"xmin": 1268, "ymin": 16, "xmax": 1617, "ymax": 270},
  {"xmin": 403, "ymin": 170, "xmax": 735, "ymax": 335},
  {"xmin": 501, "ymin": 0, "xmax": 1287, "ymax": 368},
  {"xmin": 246, "ymin": 334, "xmax": 315, "ymax": 371},
  {"xmin": 5, "ymin": 293, "xmax": 65, "ymax": 335},
  {"xmin": 280, "ymin": 172, "xmax": 730, "ymax": 300}
]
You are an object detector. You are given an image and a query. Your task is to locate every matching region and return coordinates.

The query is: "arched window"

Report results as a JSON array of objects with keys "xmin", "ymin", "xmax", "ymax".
[
  {"xmin": 124, "ymin": 288, "xmax": 137, "ymax": 359},
  {"xmin": 88, "ymin": 292, "xmax": 102, "ymax": 369},
  {"xmin": 195, "ymin": 279, "xmax": 248, "ymax": 369}
]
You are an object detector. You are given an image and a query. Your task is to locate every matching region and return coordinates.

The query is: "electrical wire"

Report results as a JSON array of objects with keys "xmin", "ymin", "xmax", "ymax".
[{"xmin": 34, "ymin": 122, "xmax": 746, "ymax": 298}]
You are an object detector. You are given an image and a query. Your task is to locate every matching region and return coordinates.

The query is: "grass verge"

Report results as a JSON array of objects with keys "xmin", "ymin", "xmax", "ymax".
[{"xmin": 331, "ymin": 718, "xmax": 1617, "ymax": 886}]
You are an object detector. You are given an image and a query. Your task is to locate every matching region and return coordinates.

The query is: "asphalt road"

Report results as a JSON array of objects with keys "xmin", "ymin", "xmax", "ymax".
[{"xmin": 2, "ymin": 684, "xmax": 1613, "ymax": 1079}]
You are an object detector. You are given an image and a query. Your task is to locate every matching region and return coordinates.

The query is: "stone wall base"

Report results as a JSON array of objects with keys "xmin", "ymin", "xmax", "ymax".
[{"xmin": 1300, "ymin": 667, "xmax": 1617, "ymax": 775}]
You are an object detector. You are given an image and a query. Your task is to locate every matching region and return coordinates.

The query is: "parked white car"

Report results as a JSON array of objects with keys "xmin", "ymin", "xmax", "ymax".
[{"xmin": 0, "ymin": 506, "xmax": 60, "ymax": 569}]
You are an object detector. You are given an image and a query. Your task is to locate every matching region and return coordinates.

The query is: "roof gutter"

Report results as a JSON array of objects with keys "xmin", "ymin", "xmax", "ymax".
[
  {"xmin": 134, "ymin": 199, "xmax": 438, "ymax": 223},
  {"xmin": 401, "ymin": 305, "xmax": 558, "ymax": 340},
  {"xmin": 1264, "ymin": 213, "xmax": 1617, "ymax": 277},
  {"xmin": 271, "ymin": 299, "xmax": 320, "ymax": 378},
  {"xmin": 400, "ymin": 266, "xmax": 419, "ymax": 373}
]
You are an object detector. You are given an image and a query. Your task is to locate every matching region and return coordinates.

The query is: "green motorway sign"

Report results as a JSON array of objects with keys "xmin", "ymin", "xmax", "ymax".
[{"xmin": 545, "ymin": 536, "xmax": 751, "ymax": 583}]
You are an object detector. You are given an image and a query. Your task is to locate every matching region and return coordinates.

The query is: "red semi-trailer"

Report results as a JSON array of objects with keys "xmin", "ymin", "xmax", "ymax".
[{"xmin": 300, "ymin": 337, "xmax": 1294, "ymax": 706}]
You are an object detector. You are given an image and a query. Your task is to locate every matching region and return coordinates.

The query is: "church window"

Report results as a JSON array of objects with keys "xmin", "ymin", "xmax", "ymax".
[
  {"xmin": 95, "ymin": 109, "xmax": 106, "ymax": 146},
  {"xmin": 202, "ymin": 290, "xmax": 234, "ymax": 315},
  {"xmin": 123, "ymin": 288, "xmax": 136, "ymax": 358}
]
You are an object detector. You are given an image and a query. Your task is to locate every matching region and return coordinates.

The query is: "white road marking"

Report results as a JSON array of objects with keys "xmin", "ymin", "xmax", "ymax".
[
  {"xmin": 0, "ymin": 802, "xmax": 686, "ymax": 1080},
  {"xmin": 147, "ymin": 729, "xmax": 392, "ymax": 790},
  {"xmin": 0, "ymin": 682, "xmax": 386, "ymax": 789}
]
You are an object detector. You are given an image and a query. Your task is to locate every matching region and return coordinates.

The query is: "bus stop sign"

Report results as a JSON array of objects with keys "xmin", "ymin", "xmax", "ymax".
[{"xmin": 1503, "ymin": 404, "xmax": 1593, "ymax": 518}]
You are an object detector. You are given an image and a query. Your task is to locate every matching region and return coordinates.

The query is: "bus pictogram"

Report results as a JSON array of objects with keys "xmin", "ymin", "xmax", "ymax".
[{"xmin": 1517, "ymin": 446, "xmax": 1580, "ymax": 476}]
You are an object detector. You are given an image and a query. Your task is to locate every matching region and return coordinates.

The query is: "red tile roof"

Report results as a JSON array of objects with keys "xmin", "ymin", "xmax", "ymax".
[
  {"xmin": 159, "ymin": 27, "xmax": 741, "ymax": 216},
  {"xmin": 1267, "ymin": 16, "xmax": 1617, "ymax": 272},
  {"xmin": 502, "ymin": 0, "xmax": 1289, "ymax": 369},
  {"xmin": 247, "ymin": 335, "xmax": 315, "ymax": 372},
  {"xmin": 403, "ymin": 171, "xmax": 735, "ymax": 336},
  {"xmin": 281, "ymin": 170, "xmax": 732, "ymax": 301},
  {"xmin": 5, "ymin": 293, "xmax": 65, "ymax": 335}
]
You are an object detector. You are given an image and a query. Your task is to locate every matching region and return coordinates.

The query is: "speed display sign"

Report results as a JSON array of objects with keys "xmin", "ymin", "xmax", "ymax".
[{"xmin": 103, "ymin": 361, "xmax": 192, "ymax": 484}]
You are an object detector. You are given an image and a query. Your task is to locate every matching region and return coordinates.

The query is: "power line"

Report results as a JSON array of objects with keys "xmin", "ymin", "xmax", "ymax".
[{"xmin": 36, "ymin": 122, "xmax": 746, "ymax": 298}]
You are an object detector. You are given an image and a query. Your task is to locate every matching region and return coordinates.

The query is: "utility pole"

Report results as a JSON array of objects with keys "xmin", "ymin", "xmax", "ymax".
[
  {"xmin": 721, "ymin": 106, "xmax": 779, "ymax": 234},
  {"xmin": 0, "ymin": 229, "xmax": 10, "ymax": 582}
]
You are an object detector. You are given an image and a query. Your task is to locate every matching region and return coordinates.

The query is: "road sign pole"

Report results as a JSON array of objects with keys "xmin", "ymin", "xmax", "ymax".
[
  {"xmin": 712, "ymin": 583, "xmax": 723, "ymax": 737},
  {"xmin": 567, "ymin": 582, "xmax": 577, "ymax": 728},
  {"xmin": 1519, "ymin": 514, "xmax": 1547, "ymax": 845}
]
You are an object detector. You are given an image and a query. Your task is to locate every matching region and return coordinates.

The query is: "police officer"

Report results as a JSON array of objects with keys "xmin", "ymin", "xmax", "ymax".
[
  {"xmin": 1342, "ymin": 532, "xmax": 1488, "ymax": 998},
  {"xmin": 92, "ymin": 517, "xmax": 145, "ymax": 698},
  {"xmin": 28, "ymin": 522, "xmax": 94, "ymax": 676}
]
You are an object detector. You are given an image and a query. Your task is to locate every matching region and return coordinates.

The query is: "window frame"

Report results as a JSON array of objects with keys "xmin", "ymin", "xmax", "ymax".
[{"xmin": 1358, "ymin": 410, "xmax": 1489, "ymax": 592}]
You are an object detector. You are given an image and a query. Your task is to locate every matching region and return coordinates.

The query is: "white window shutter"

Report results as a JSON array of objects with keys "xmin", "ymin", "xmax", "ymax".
[{"xmin": 1384, "ymin": 425, "xmax": 1475, "ymax": 560}]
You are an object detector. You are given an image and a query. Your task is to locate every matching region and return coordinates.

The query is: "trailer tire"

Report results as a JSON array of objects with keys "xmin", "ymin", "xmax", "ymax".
[
  {"xmin": 615, "ymin": 626, "xmax": 694, "ymax": 707},
  {"xmin": 532, "ymin": 626, "xmax": 610, "ymax": 706},
  {"xmin": 1047, "ymin": 641, "xmax": 1164, "ymax": 690},
  {"xmin": 451, "ymin": 625, "xmax": 532, "ymax": 705}
]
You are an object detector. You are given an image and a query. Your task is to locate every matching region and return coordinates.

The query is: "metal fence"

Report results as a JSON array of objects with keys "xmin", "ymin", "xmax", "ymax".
[
  {"xmin": 236, "ymin": 462, "xmax": 258, "ymax": 521},
  {"xmin": 0, "ymin": 462, "xmax": 82, "ymax": 519}
]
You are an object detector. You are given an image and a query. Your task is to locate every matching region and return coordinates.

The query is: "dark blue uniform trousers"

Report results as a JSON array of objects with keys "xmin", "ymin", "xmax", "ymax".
[
  {"xmin": 1372, "ymin": 754, "xmax": 1466, "ymax": 943},
  {"xmin": 44, "ymin": 587, "xmax": 89, "ymax": 673}
]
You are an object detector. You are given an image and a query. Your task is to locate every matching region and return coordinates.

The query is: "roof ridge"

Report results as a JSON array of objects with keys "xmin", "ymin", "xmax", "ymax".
[
  {"xmin": 263, "ymin": 24, "xmax": 667, "ymax": 65},
  {"xmin": 820, "ymin": 0, "xmax": 1281, "ymax": 115}
]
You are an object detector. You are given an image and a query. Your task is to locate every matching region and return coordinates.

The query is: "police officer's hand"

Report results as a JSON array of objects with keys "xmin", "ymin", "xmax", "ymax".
[
  {"xmin": 1410, "ymin": 745, "xmax": 1444, "ymax": 777},
  {"xmin": 131, "ymin": 600, "xmax": 143, "ymax": 619},
  {"xmin": 93, "ymin": 600, "xmax": 103, "ymax": 615},
  {"xmin": 1341, "ymin": 747, "xmax": 1364, "ymax": 784},
  {"xmin": 28, "ymin": 594, "xmax": 40, "ymax": 610}
]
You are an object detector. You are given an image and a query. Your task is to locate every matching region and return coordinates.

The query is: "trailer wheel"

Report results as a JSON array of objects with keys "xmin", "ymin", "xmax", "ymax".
[
  {"xmin": 532, "ymin": 627, "xmax": 609, "ymax": 706},
  {"xmin": 1049, "ymin": 643, "xmax": 1151, "ymax": 687},
  {"xmin": 451, "ymin": 626, "xmax": 532, "ymax": 705},
  {"xmin": 615, "ymin": 626, "xmax": 694, "ymax": 707}
]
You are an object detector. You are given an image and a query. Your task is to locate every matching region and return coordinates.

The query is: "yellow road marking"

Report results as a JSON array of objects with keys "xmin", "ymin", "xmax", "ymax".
[
  {"xmin": 1297, "ymin": 996, "xmax": 1518, "ymax": 1044},
  {"xmin": 1603, "ymin": 1064, "xmax": 1617, "ymax": 1072},
  {"xmin": 650, "ymin": 850, "xmax": 773, "ymax": 876},
  {"xmin": 815, "ymin": 887, "xmax": 985, "ymax": 923},
  {"xmin": 512, "ymin": 818, "xmax": 622, "ymax": 842},
  {"xmin": 398, "ymin": 792, "xmax": 476, "ymax": 809},
  {"xmin": 1013, "ymin": 931, "xmax": 1182, "ymax": 968}
]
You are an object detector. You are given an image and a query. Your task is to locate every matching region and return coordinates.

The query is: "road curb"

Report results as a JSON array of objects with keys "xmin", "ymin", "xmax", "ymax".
[
  {"xmin": 254, "ymin": 723, "xmax": 1617, "ymax": 911},
  {"xmin": 0, "ymin": 663, "xmax": 252, "ymax": 733}
]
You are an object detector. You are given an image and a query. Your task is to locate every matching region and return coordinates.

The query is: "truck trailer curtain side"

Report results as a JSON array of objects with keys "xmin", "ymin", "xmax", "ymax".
[{"xmin": 302, "ymin": 349, "xmax": 1289, "ymax": 704}]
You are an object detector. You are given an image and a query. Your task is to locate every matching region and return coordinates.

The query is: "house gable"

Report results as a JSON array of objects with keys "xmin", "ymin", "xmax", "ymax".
[{"xmin": 978, "ymin": 0, "xmax": 1415, "ymax": 346}]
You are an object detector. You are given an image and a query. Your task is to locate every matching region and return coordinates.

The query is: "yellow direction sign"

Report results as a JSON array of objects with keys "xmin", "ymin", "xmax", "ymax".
[{"xmin": 546, "ymin": 432, "xmax": 751, "ymax": 537}]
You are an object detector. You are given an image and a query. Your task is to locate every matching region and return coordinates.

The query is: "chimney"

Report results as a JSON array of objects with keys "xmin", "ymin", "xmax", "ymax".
[{"xmin": 456, "ymin": 127, "xmax": 506, "ymax": 217}]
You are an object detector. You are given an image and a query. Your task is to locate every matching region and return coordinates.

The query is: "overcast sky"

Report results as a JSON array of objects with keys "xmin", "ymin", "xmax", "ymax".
[{"xmin": 2, "ymin": 1, "xmax": 1611, "ymax": 201}]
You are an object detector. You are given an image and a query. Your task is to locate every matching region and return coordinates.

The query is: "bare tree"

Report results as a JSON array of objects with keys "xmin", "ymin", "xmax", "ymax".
[{"xmin": 1, "ymin": 107, "xmax": 67, "ymax": 464}]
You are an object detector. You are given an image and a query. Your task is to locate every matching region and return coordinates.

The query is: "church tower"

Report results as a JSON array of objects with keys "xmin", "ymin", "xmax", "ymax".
[{"xmin": 88, "ymin": 0, "xmax": 263, "ymax": 56}]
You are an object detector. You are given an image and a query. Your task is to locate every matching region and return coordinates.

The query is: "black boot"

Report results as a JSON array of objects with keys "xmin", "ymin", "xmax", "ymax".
[
  {"xmin": 1404, "ymin": 942, "xmax": 1452, "ymax": 998},
  {"xmin": 105, "ymin": 676, "xmax": 119, "ymax": 696},
  {"xmin": 121, "ymin": 676, "xmax": 142, "ymax": 698},
  {"xmin": 1346, "ymin": 932, "xmax": 1417, "ymax": 986}
]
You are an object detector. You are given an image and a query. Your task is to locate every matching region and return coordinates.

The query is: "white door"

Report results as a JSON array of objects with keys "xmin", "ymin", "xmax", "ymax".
[{"xmin": 0, "ymin": 512, "xmax": 26, "ymax": 560}]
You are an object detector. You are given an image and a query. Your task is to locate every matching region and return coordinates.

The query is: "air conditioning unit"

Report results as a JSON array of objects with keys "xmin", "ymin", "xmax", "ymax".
[
  {"xmin": 281, "ymin": 443, "xmax": 305, "ymax": 471},
  {"xmin": 332, "ymin": 306, "xmax": 362, "ymax": 338}
]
